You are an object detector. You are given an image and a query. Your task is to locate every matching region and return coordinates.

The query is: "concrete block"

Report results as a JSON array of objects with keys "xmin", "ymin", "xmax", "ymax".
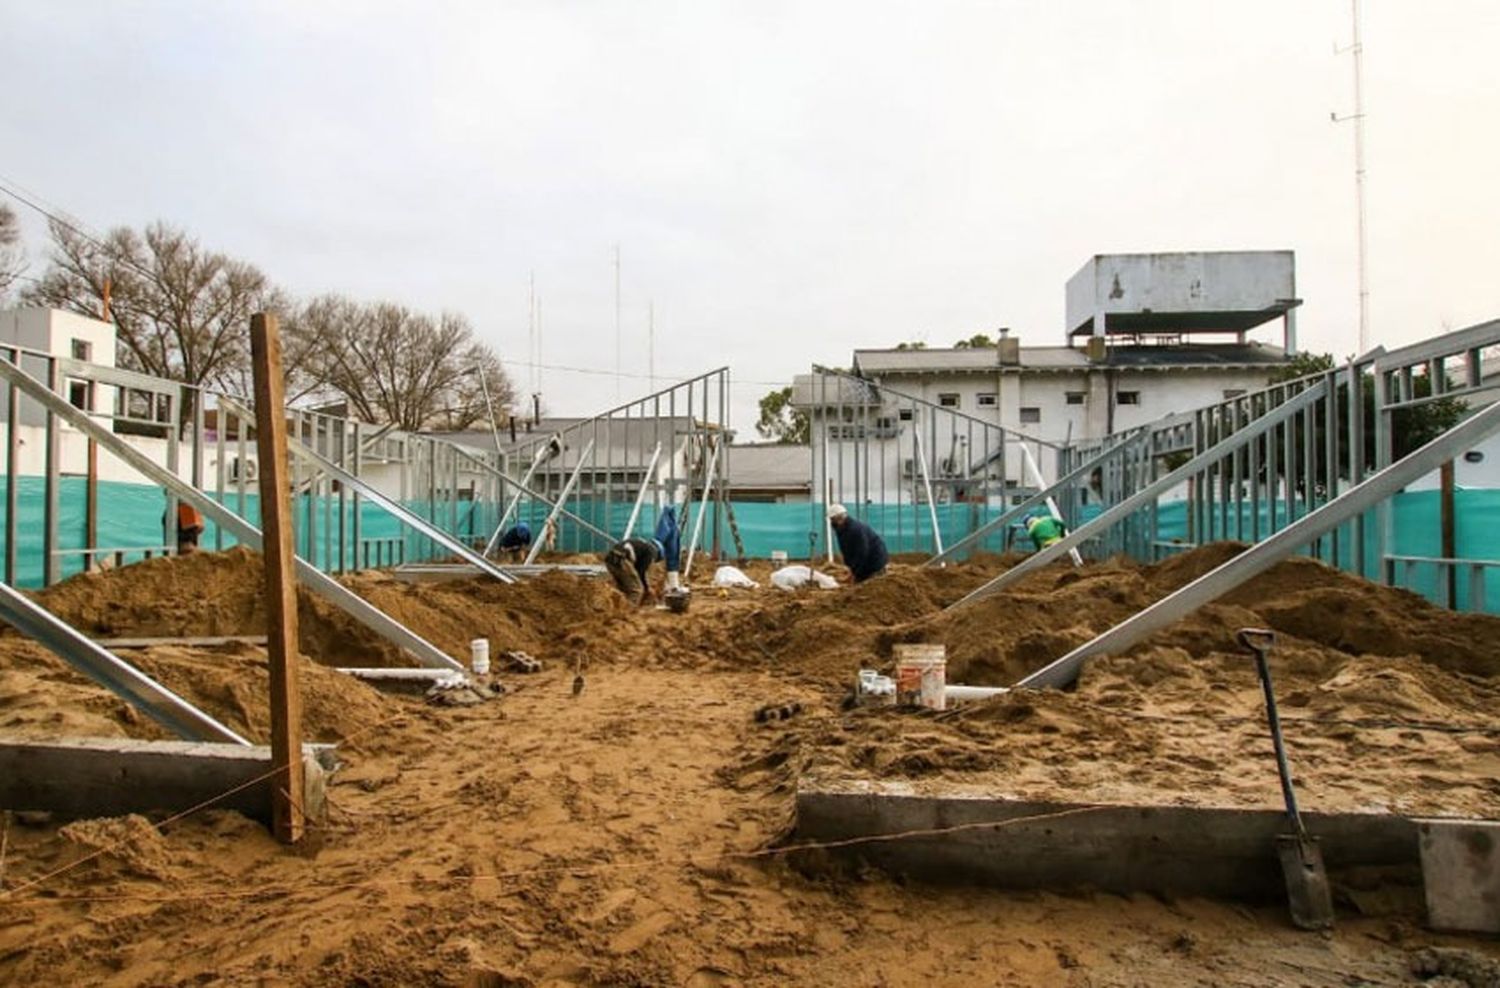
[
  {"xmin": 0, "ymin": 737, "xmax": 330, "ymax": 827},
  {"xmin": 1418, "ymin": 819, "xmax": 1500, "ymax": 933}
]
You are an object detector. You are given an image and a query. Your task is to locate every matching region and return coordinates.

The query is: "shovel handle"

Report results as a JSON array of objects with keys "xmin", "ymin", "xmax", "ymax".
[{"xmin": 1237, "ymin": 626, "xmax": 1306, "ymax": 835}]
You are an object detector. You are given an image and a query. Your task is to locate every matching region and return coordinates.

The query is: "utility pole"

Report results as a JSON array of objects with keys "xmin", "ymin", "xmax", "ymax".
[
  {"xmin": 614, "ymin": 245, "xmax": 622, "ymax": 402},
  {"xmin": 250, "ymin": 312, "xmax": 306, "ymax": 844},
  {"xmin": 1334, "ymin": 0, "xmax": 1370, "ymax": 354},
  {"xmin": 534, "ymin": 269, "xmax": 546, "ymax": 398}
]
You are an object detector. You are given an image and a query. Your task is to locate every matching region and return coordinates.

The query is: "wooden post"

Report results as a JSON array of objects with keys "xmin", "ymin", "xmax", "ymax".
[
  {"xmin": 250, "ymin": 313, "xmax": 306, "ymax": 843},
  {"xmin": 1440, "ymin": 459, "xmax": 1457, "ymax": 610}
]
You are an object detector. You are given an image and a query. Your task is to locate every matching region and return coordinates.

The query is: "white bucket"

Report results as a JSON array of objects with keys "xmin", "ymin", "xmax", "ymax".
[
  {"xmin": 893, "ymin": 644, "xmax": 946, "ymax": 711},
  {"xmin": 770, "ymin": 550, "xmax": 788, "ymax": 564},
  {"xmin": 470, "ymin": 638, "xmax": 490, "ymax": 676}
]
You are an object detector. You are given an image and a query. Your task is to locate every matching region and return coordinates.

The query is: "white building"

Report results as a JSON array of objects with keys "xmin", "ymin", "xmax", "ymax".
[
  {"xmin": 846, "ymin": 338, "xmax": 1290, "ymax": 445},
  {"xmin": 794, "ymin": 250, "xmax": 1299, "ymax": 506}
]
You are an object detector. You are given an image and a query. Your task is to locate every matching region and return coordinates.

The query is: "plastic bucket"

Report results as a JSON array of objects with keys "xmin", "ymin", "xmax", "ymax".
[
  {"xmin": 770, "ymin": 550, "xmax": 788, "ymax": 564},
  {"xmin": 893, "ymin": 644, "xmax": 946, "ymax": 711},
  {"xmin": 470, "ymin": 638, "xmax": 491, "ymax": 676}
]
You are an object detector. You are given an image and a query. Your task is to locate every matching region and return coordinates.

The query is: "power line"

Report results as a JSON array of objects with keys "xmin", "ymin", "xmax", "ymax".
[
  {"xmin": 490, "ymin": 355, "xmax": 785, "ymax": 389},
  {"xmin": 0, "ymin": 177, "xmax": 795, "ymax": 392}
]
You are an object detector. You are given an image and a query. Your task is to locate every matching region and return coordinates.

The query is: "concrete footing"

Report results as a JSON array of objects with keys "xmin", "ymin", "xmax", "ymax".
[
  {"xmin": 392, "ymin": 563, "xmax": 606, "ymax": 584},
  {"xmin": 1418, "ymin": 819, "xmax": 1500, "ymax": 933},
  {"xmin": 795, "ymin": 778, "xmax": 1427, "ymax": 901},
  {"xmin": 0, "ymin": 738, "xmax": 331, "ymax": 826}
]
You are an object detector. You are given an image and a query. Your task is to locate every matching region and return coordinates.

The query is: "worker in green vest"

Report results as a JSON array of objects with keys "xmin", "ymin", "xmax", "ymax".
[{"xmin": 1024, "ymin": 512, "xmax": 1067, "ymax": 551}]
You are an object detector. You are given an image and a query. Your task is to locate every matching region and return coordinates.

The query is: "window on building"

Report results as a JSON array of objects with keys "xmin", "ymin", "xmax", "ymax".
[
  {"xmin": 976, "ymin": 392, "xmax": 997, "ymax": 407},
  {"xmin": 71, "ymin": 339, "xmax": 92, "ymax": 362},
  {"xmin": 68, "ymin": 380, "xmax": 90, "ymax": 411},
  {"xmin": 1065, "ymin": 391, "xmax": 1086, "ymax": 405},
  {"xmin": 938, "ymin": 393, "xmax": 960, "ymax": 408},
  {"xmin": 1117, "ymin": 391, "xmax": 1141, "ymax": 405},
  {"xmin": 1223, "ymin": 388, "xmax": 1247, "ymax": 400},
  {"xmin": 898, "ymin": 408, "xmax": 913, "ymax": 421},
  {"xmin": 1020, "ymin": 406, "xmax": 1041, "ymax": 424}
]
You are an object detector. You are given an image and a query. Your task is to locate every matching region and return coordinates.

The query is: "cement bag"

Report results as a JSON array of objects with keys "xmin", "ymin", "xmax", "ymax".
[
  {"xmin": 712, "ymin": 565, "xmax": 759, "ymax": 589},
  {"xmin": 770, "ymin": 565, "xmax": 839, "ymax": 591}
]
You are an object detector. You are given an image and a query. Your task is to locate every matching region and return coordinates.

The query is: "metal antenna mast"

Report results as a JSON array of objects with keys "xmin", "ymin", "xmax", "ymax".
[
  {"xmin": 614, "ymin": 244, "xmax": 622, "ymax": 401},
  {"xmin": 1334, "ymin": 0, "xmax": 1370, "ymax": 354}
]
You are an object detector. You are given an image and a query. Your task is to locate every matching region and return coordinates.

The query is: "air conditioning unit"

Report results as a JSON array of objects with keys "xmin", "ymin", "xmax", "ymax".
[{"xmin": 230, "ymin": 456, "xmax": 259, "ymax": 481}]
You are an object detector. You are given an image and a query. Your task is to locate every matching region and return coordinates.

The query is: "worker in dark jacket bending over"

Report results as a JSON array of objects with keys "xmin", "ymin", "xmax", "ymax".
[
  {"xmin": 604, "ymin": 536, "xmax": 664, "ymax": 605},
  {"xmin": 828, "ymin": 503, "xmax": 888, "ymax": 584}
]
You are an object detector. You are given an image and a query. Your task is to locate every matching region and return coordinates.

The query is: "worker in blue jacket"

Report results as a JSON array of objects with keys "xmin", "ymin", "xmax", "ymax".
[
  {"xmin": 496, "ymin": 522, "xmax": 532, "ymax": 561},
  {"xmin": 656, "ymin": 505, "xmax": 683, "ymax": 592},
  {"xmin": 828, "ymin": 503, "xmax": 888, "ymax": 583}
]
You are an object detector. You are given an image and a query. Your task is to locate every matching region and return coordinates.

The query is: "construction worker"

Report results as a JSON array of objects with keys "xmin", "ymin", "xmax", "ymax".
[
  {"xmin": 496, "ymin": 522, "xmax": 532, "ymax": 561},
  {"xmin": 1024, "ymin": 512, "xmax": 1067, "ymax": 551},
  {"xmin": 656, "ymin": 506, "xmax": 683, "ymax": 592},
  {"xmin": 604, "ymin": 536, "xmax": 664, "ymax": 605},
  {"xmin": 166, "ymin": 502, "xmax": 205, "ymax": 555},
  {"xmin": 828, "ymin": 503, "xmax": 888, "ymax": 584}
]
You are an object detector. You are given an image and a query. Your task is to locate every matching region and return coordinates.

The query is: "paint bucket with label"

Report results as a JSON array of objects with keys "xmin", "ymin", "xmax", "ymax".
[
  {"xmin": 893, "ymin": 644, "xmax": 946, "ymax": 711},
  {"xmin": 470, "ymin": 638, "xmax": 491, "ymax": 676}
]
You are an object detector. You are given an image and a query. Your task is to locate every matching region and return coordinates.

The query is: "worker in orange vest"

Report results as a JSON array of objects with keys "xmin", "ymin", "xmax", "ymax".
[{"xmin": 175, "ymin": 502, "xmax": 205, "ymax": 554}]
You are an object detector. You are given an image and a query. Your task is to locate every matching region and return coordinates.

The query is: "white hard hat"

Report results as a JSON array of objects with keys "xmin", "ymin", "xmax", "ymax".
[{"xmin": 827, "ymin": 503, "xmax": 848, "ymax": 521}]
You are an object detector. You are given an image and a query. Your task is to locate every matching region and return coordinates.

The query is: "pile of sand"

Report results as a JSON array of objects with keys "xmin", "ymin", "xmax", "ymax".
[
  {"xmin": 785, "ymin": 542, "xmax": 1500, "ymax": 816},
  {"xmin": 0, "ymin": 637, "xmax": 392, "ymax": 745},
  {"xmin": 31, "ymin": 547, "xmax": 407, "ymax": 667}
]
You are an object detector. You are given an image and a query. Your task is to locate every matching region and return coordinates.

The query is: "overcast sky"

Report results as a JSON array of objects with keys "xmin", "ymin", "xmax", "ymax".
[{"xmin": 2, "ymin": 1, "xmax": 1497, "ymax": 428}]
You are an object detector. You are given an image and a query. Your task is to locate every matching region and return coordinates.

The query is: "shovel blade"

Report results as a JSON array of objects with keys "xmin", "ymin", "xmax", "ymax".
[{"xmin": 1276, "ymin": 833, "xmax": 1335, "ymax": 930}]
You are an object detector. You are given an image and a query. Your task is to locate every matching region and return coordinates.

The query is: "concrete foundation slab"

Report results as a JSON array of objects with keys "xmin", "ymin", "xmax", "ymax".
[
  {"xmin": 0, "ymin": 738, "xmax": 330, "ymax": 826},
  {"xmin": 1418, "ymin": 819, "xmax": 1500, "ymax": 933},
  {"xmin": 796, "ymin": 777, "xmax": 1434, "ymax": 901}
]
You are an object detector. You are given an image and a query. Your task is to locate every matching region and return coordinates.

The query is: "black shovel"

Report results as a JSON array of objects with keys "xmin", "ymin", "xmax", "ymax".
[{"xmin": 1237, "ymin": 627, "xmax": 1335, "ymax": 931}]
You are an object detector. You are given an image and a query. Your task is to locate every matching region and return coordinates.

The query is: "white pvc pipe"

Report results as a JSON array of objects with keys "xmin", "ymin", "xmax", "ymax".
[
  {"xmin": 913, "ymin": 418, "xmax": 945, "ymax": 556},
  {"xmin": 682, "ymin": 438, "xmax": 721, "ymax": 579},
  {"xmin": 622, "ymin": 442, "xmax": 663, "ymax": 540},
  {"xmin": 944, "ymin": 684, "xmax": 1009, "ymax": 702}
]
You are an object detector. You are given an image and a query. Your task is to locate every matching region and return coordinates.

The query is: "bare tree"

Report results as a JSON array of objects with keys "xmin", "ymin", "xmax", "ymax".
[
  {"xmin": 287, "ymin": 294, "xmax": 516, "ymax": 431},
  {"xmin": 0, "ymin": 202, "xmax": 25, "ymax": 300},
  {"xmin": 22, "ymin": 219, "xmax": 283, "ymax": 392}
]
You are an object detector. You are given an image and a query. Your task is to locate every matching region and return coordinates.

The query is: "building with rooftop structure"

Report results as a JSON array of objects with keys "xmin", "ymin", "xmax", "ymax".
[{"xmin": 792, "ymin": 250, "xmax": 1301, "ymax": 513}]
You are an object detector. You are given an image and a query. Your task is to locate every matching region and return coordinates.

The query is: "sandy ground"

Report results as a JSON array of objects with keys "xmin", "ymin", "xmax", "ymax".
[{"xmin": 2, "ymin": 545, "xmax": 1500, "ymax": 985}]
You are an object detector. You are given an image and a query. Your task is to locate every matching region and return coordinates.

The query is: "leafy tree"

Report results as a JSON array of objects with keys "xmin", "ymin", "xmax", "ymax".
[
  {"xmin": 1254, "ymin": 351, "xmax": 1465, "ymax": 481},
  {"xmin": 1269, "ymin": 351, "xmax": 1335, "ymax": 383},
  {"xmin": 893, "ymin": 340, "xmax": 928, "ymax": 351},
  {"xmin": 954, "ymin": 333, "xmax": 995, "ymax": 349},
  {"xmin": 755, "ymin": 386, "xmax": 809, "ymax": 444}
]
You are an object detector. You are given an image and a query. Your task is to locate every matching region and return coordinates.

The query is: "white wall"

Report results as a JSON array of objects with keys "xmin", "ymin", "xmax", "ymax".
[
  {"xmin": 811, "ymin": 363, "xmax": 1280, "ymax": 508},
  {"xmin": 865, "ymin": 366, "xmax": 1271, "ymax": 445},
  {"xmin": 0, "ymin": 308, "xmax": 118, "ymax": 429}
]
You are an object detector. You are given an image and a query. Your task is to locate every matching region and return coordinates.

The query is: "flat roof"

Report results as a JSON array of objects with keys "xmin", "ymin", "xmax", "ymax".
[{"xmin": 852, "ymin": 342, "xmax": 1289, "ymax": 375}]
